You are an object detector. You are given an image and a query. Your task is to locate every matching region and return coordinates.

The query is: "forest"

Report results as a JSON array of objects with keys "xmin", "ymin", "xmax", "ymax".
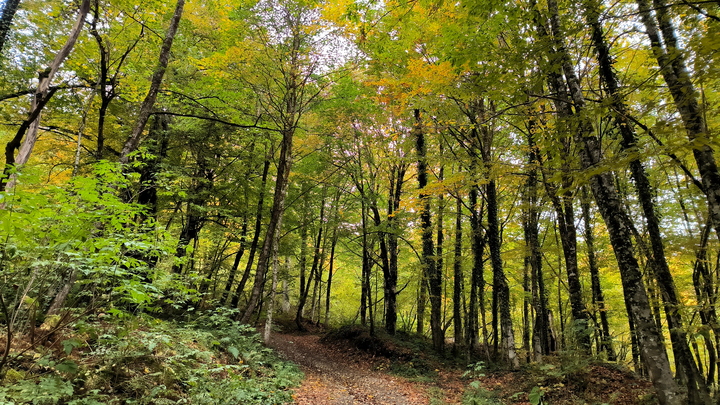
[{"xmin": 0, "ymin": 0, "xmax": 718, "ymax": 403}]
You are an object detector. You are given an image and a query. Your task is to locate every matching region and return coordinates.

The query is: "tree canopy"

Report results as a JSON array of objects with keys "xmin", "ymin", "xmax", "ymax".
[{"xmin": 1, "ymin": 0, "xmax": 719, "ymax": 403}]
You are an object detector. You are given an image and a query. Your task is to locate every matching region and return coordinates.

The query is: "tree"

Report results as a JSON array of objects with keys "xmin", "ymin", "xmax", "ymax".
[
  {"xmin": 2, "ymin": 0, "xmax": 90, "ymax": 192},
  {"xmin": 240, "ymin": 0, "xmax": 327, "ymax": 324},
  {"xmin": 0, "ymin": 0, "xmax": 21, "ymax": 55},
  {"xmin": 585, "ymin": 1, "xmax": 709, "ymax": 400},
  {"xmin": 530, "ymin": 0, "xmax": 683, "ymax": 401},
  {"xmin": 414, "ymin": 109, "xmax": 444, "ymax": 352},
  {"xmin": 119, "ymin": 0, "xmax": 185, "ymax": 164}
]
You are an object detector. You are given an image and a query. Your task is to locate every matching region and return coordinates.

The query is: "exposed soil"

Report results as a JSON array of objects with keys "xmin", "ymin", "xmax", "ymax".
[{"xmin": 267, "ymin": 332, "xmax": 464, "ymax": 405}]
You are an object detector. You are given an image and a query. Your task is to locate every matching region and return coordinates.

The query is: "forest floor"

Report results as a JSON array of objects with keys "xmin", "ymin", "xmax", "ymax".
[
  {"xmin": 267, "ymin": 328, "xmax": 465, "ymax": 404},
  {"xmin": 267, "ymin": 323, "xmax": 656, "ymax": 405}
]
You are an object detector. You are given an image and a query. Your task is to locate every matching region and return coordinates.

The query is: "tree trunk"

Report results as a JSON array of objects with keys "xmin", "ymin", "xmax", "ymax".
[
  {"xmin": 580, "ymin": 187, "xmax": 615, "ymax": 360},
  {"xmin": 413, "ymin": 109, "xmax": 443, "ymax": 352},
  {"xmin": 453, "ymin": 195, "xmax": 464, "ymax": 351},
  {"xmin": 586, "ymin": 4, "xmax": 709, "ymax": 401},
  {"xmin": 222, "ymin": 217, "xmax": 248, "ymax": 304},
  {"xmin": 360, "ymin": 198, "xmax": 370, "ymax": 326},
  {"xmin": 325, "ymin": 226, "xmax": 338, "ymax": 326},
  {"xmin": 385, "ymin": 164, "xmax": 405, "ymax": 335},
  {"xmin": 0, "ymin": 0, "xmax": 21, "ymax": 55},
  {"xmin": 119, "ymin": 0, "xmax": 185, "ymax": 164},
  {"xmin": 231, "ymin": 158, "xmax": 270, "ymax": 308},
  {"xmin": 693, "ymin": 218, "xmax": 719, "ymax": 386},
  {"xmin": 524, "ymin": 132, "xmax": 553, "ymax": 357},
  {"xmin": 172, "ymin": 160, "xmax": 213, "ymax": 274},
  {"xmin": 437, "ymin": 162, "xmax": 445, "ymax": 332},
  {"xmin": 297, "ymin": 205, "xmax": 324, "ymax": 329},
  {"xmin": 2, "ymin": 0, "xmax": 90, "ymax": 192},
  {"xmin": 263, "ymin": 227, "xmax": 282, "ymax": 344},
  {"xmin": 531, "ymin": 0, "xmax": 684, "ymax": 402},
  {"xmin": 240, "ymin": 126, "xmax": 294, "ymax": 324},
  {"xmin": 45, "ymin": 269, "xmax": 78, "ymax": 318},
  {"xmin": 487, "ymin": 178, "xmax": 519, "ymax": 368},
  {"xmin": 467, "ymin": 185, "xmax": 488, "ymax": 357},
  {"xmin": 635, "ymin": 0, "xmax": 720, "ymax": 240}
]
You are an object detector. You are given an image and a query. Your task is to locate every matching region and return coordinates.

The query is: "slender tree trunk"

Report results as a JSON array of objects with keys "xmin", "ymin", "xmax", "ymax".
[
  {"xmin": 2, "ymin": 0, "xmax": 90, "ymax": 192},
  {"xmin": 367, "ymin": 246, "xmax": 375, "ymax": 336},
  {"xmin": 240, "ymin": 126, "xmax": 294, "ymax": 324},
  {"xmin": 297, "ymin": 204, "xmax": 324, "ymax": 330},
  {"xmin": 231, "ymin": 159, "xmax": 270, "ymax": 308},
  {"xmin": 467, "ymin": 188, "xmax": 479, "ymax": 349},
  {"xmin": 693, "ymin": 218, "xmax": 719, "ymax": 386},
  {"xmin": 635, "ymin": 0, "xmax": 720, "ymax": 240},
  {"xmin": 587, "ymin": 4, "xmax": 709, "ymax": 401},
  {"xmin": 136, "ymin": 115, "xmax": 169, "ymax": 219},
  {"xmin": 524, "ymin": 133, "xmax": 553, "ymax": 357},
  {"xmin": 453, "ymin": 195, "xmax": 464, "ymax": 351},
  {"xmin": 487, "ymin": 179, "xmax": 519, "ymax": 368},
  {"xmin": 222, "ymin": 217, "xmax": 248, "ymax": 304},
  {"xmin": 385, "ymin": 164, "xmax": 405, "ymax": 335},
  {"xmin": 263, "ymin": 228, "xmax": 282, "ymax": 344},
  {"xmin": 437, "ymin": 162, "xmax": 445, "ymax": 332},
  {"xmin": 531, "ymin": 0, "xmax": 684, "ymax": 402},
  {"xmin": 360, "ymin": 198, "xmax": 370, "ymax": 326},
  {"xmin": 45, "ymin": 269, "xmax": 78, "ymax": 318},
  {"xmin": 541, "ymin": 161, "xmax": 591, "ymax": 352},
  {"xmin": 417, "ymin": 268, "xmax": 427, "ymax": 335},
  {"xmin": 172, "ymin": 161, "xmax": 212, "ymax": 274},
  {"xmin": 580, "ymin": 187, "xmax": 615, "ymax": 360},
  {"xmin": 468, "ymin": 185, "xmax": 488, "ymax": 357},
  {"xmin": 414, "ymin": 109, "xmax": 443, "ymax": 352},
  {"xmin": 325, "ymin": 227, "xmax": 338, "ymax": 326},
  {"xmin": 119, "ymin": 0, "xmax": 185, "ymax": 164},
  {"xmin": 0, "ymin": 0, "xmax": 21, "ymax": 55},
  {"xmin": 310, "ymin": 211, "xmax": 328, "ymax": 324},
  {"xmin": 90, "ymin": 1, "xmax": 110, "ymax": 159}
]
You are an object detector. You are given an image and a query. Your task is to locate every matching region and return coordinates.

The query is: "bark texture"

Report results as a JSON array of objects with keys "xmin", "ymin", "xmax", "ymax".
[
  {"xmin": 0, "ymin": 0, "xmax": 21, "ymax": 55},
  {"xmin": 2, "ymin": 0, "xmax": 90, "ymax": 192},
  {"xmin": 414, "ymin": 109, "xmax": 443, "ymax": 352},
  {"xmin": 530, "ymin": 0, "xmax": 684, "ymax": 402},
  {"xmin": 635, "ymin": 0, "xmax": 720, "ymax": 240},
  {"xmin": 586, "ymin": 3, "xmax": 708, "ymax": 401},
  {"xmin": 119, "ymin": 0, "xmax": 185, "ymax": 164}
]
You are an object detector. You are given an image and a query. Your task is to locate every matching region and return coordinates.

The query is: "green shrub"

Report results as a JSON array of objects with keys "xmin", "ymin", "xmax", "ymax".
[{"xmin": 0, "ymin": 311, "xmax": 302, "ymax": 404}]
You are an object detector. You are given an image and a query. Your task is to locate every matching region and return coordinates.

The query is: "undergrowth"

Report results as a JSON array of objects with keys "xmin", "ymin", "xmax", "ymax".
[
  {"xmin": 322, "ymin": 324, "xmax": 444, "ymax": 382},
  {"xmin": 461, "ymin": 351, "xmax": 656, "ymax": 405},
  {"xmin": 0, "ymin": 309, "xmax": 302, "ymax": 404}
]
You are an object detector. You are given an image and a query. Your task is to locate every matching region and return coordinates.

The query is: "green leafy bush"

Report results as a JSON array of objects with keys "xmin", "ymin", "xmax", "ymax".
[{"xmin": 0, "ymin": 311, "xmax": 301, "ymax": 404}]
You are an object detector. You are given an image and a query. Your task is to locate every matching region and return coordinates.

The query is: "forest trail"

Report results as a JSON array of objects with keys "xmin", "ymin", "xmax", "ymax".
[{"xmin": 268, "ymin": 332, "xmax": 464, "ymax": 405}]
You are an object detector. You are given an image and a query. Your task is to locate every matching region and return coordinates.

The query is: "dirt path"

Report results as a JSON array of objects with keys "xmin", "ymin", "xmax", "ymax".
[{"xmin": 268, "ymin": 333, "xmax": 462, "ymax": 405}]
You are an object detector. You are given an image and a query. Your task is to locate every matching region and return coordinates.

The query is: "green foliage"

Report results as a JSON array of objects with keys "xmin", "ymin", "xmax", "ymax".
[
  {"xmin": 0, "ymin": 311, "xmax": 301, "ymax": 404},
  {"xmin": 462, "ymin": 361, "xmax": 486, "ymax": 379},
  {"xmin": 462, "ymin": 381, "xmax": 503, "ymax": 405},
  {"xmin": 0, "ymin": 376, "xmax": 74, "ymax": 405},
  {"xmin": 528, "ymin": 386, "xmax": 545, "ymax": 405},
  {"xmin": 0, "ymin": 161, "xmax": 175, "ymax": 311}
]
